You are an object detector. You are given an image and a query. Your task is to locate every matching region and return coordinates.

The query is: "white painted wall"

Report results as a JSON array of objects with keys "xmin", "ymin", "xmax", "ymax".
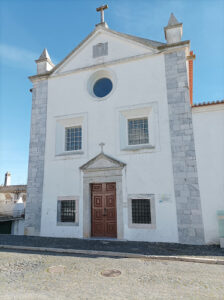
[
  {"xmin": 0, "ymin": 192, "xmax": 26, "ymax": 216},
  {"xmin": 40, "ymin": 45, "xmax": 179, "ymax": 243},
  {"xmin": 193, "ymin": 104, "xmax": 224, "ymax": 244}
]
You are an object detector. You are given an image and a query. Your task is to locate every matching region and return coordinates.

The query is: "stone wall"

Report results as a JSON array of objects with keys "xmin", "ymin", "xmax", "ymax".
[
  {"xmin": 165, "ymin": 50, "xmax": 205, "ymax": 244},
  {"xmin": 24, "ymin": 80, "xmax": 48, "ymax": 236}
]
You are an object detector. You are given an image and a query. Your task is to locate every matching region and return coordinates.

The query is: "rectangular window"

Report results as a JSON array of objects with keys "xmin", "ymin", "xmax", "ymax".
[
  {"xmin": 60, "ymin": 200, "xmax": 76, "ymax": 223},
  {"xmin": 132, "ymin": 199, "xmax": 151, "ymax": 224},
  {"xmin": 93, "ymin": 42, "xmax": 108, "ymax": 58},
  {"xmin": 128, "ymin": 118, "xmax": 149, "ymax": 145},
  {"xmin": 65, "ymin": 127, "xmax": 82, "ymax": 151}
]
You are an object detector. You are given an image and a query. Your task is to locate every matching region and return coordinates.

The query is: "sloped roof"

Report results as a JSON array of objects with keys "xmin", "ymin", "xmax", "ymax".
[
  {"xmin": 0, "ymin": 185, "xmax": 27, "ymax": 193},
  {"xmin": 192, "ymin": 100, "xmax": 224, "ymax": 107},
  {"xmin": 108, "ymin": 28, "xmax": 165, "ymax": 48}
]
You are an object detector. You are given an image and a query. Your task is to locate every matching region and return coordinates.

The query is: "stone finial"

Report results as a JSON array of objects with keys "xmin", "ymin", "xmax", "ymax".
[
  {"xmin": 38, "ymin": 48, "xmax": 51, "ymax": 60},
  {"xmin": 4, "ymin": 172, "xmax": 11, "ymax": 186},
  {"xmin": 35, "ymin": 48, "xmax": 54, "ymax": 74},
  {"xmin": 164, "ymin": 13, "xmax": 183, "ymax": 44},
  {"xmin": 168, "ymin": 13, "xmax": 179, "ymax": 26}
]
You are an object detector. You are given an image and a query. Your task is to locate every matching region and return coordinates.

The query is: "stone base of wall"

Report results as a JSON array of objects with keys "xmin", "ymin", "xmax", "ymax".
[{"xmin": 220, "ymin": 238, "xmax": 224, "ymax": 248}]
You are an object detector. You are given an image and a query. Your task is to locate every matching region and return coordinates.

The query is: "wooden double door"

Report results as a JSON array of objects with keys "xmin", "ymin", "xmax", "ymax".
[{"xmin": 91, "ymin": 182, "xmax": 117, "ymax": 238}]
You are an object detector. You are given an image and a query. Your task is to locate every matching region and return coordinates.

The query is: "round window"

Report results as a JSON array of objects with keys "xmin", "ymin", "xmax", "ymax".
[{"xmin": 93, "ymin": 78, "xmax": 113, "ymax": 98}]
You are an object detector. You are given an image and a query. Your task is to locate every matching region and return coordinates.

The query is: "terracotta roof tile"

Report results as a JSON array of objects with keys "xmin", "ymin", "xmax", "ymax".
[
  {"xmin": 0, "ymin": 185, "xmax": 27, "ymax": 193},
  {"xmin": 192, "ymin": 100, "xmax": 224, "ymax": 107}
]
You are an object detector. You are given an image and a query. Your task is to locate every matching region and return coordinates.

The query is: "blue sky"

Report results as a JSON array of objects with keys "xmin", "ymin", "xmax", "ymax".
[{"xmin": 0, "ymin": 0, "xmax": 224, "ymax": 185}]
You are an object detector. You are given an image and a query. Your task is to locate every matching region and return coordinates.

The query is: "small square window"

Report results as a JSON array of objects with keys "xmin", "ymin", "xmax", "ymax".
[
  {"xmin": 128, "ymin": 118, "xmax": 149, "ymax": 145},
  {"xmin": 119, "ymin": 105, "xmax": 157, "ymax": 152},
  {"xmin": 65, "ymin": 127, "xmax": 82, "ymax": 151},
  {"xmin": 58, "ymin": 200, "xmax": 77, "ymax": 223},
  {"xmin": 132, "ymin": 199, "xmax": 151, "ymax": 224},
  {"xmin": 93, "ymin": 42, "xmax": 108, "ymax": 58},
  {"xmin": 55, "ymin": 114, "xmax": 86, "ymax": 157},
  {"xmin": 61, "ymin": 200, "xmax": 76, "ymax": 222},
  {"xmin": 128, "ymin": 194, "xmax": 156, "ymax": 229}
]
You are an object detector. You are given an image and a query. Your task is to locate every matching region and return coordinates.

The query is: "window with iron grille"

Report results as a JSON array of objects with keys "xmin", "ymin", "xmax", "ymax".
[
  {"xmin": 65, "ymin": 127, "xmax": 82, "ymax": 151},
  {"xmin": 132, "ymin": 199, "xmax": 151, "ymax": 224},
  {"xmin": 60, "ymin": 200, "xmax": 76, "ymax": 222},
  {"xmin": 93, "ymin": 42, "xmax": 108, "ymax": 58},
  {"xmin": 128, "ymin": 118, "xmax": 149, "ymax": 145}
]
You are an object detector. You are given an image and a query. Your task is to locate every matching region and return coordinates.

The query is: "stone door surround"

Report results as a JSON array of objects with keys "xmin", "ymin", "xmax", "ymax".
[{"xmin": 80, "ymin": 152, "xmax": 125, "ymax": 239}]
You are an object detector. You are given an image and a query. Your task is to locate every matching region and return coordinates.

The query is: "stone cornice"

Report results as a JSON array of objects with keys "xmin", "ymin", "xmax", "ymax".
[
  {"xmin": 164, "ymin": 23, "xmax": 183, "ymax": 31},
  {"xmin": 35, "ymin": 57, "xmax": 55, "ymax": 68},
  {"xmin": 29, "ymin": 72, "xmax": 51, "ymax": 83},
  {"xmin": 158, "ymin": 40, "xmax": 190, "ymax": 50}
]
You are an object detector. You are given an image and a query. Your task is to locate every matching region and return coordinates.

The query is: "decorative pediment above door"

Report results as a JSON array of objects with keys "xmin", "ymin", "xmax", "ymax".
[{"xmin": 80, "ymin": 152, "xmax": 126, "ymax": 171}]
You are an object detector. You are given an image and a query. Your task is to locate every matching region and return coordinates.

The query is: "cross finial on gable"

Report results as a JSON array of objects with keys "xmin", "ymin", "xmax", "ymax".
[
  {"xmin": 99, "ymin": 142, "xmax": 105, "ymax": 153},
  {"xmin": 96, "ymin": 4, "xmax": 108, "ymax": 24}
]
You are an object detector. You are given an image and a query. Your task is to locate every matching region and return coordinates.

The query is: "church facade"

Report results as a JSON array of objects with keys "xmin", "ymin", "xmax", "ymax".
[{"xmin": 24, "ymin": 12, "xmax": 224, "ymax": 245}]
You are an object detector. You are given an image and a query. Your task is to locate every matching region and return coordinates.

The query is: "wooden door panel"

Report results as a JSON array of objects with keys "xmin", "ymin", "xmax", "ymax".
[
  {"xmin": 93, "ymin": 195, "xmax": 103, "ymax": 207},
  {"xmin": 92, "ymin": 222, "xmax": 105, "ymax": 236},
  {"xmin": 91, "ymin": 183, "xmax": 117, "ymax": 238},
  {"xmin": 105, "ymin": 222, "xmax": 117, "ymax": 237},
  {"xmin": 105, "ymin": 195, "xmax": 115, "ymax": 207},
  {"xmin": 106, "ymin": 209, "xmax": 116, "ymax": 220},
  {"xmin": 92, "ymin": 184, "xmax": 103, "ymax": 192},
  {"xmin": 106, "ymin": 183, "xmax": 116, "ymax": 191},
  {"xmin": 93, "ymin": 209, "xmax": 103, "ymax": 220}
]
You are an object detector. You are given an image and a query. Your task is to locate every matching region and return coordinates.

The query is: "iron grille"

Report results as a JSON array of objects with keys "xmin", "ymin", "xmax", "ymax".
[
  {"xmin": 61, "ymin": 200, "xmax": 76, "ymax": 222},
  {"xmin": 128, "ymin": 118, "xmax": 149, "ymax": 145},
  {"xmin": 132, "ymin": 199, "xmax": 151, "ymax": 224},
  {"xmin": 65, "ymin": 127, "xmax": 82, "ymax": 151}
]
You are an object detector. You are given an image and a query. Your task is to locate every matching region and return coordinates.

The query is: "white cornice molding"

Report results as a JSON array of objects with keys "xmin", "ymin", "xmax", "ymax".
[
  {"xmin": 192, "ymin": 104, "xmax": 224, "ymax": 113},
  {"xmin": 29, "ymin": 43, "xmax": 189, "ymax": 83}
]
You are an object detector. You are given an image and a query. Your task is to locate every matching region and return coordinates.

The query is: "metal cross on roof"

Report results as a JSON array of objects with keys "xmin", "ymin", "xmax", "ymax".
[
  {"xmin": 96, "ymin": 4, "xmax": 108, "ymax": 23},
  {"xmin": 99, "ymin": 142, "xmax": 105, "ymax": 153}
]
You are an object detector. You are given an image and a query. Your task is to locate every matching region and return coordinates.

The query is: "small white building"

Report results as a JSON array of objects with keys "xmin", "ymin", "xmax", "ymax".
[
  {"xmin": 0, "ymin": 172, "xmax": 26, "ymax": 235},
  {"xmin": 24, "ymin": 10, "xmax": 224, "ymax": 245}
]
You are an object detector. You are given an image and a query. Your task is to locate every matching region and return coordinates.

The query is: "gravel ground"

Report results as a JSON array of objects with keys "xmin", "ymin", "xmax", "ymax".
[{"xmin": 0, "ymin": 250, "xmax": 223, "ymax": 300}]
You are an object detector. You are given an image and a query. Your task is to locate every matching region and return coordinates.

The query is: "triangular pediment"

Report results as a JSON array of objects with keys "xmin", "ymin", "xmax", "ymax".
[
  {"xmin": 80, "ymin": 152, "xmax": 126, "ymax": 171},
  {"xmin": 52, "ymin": 26, "xmax": 162, "ymax": 75}
]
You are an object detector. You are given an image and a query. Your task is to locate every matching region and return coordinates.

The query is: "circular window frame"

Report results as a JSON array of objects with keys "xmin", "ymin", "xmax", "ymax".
[{"xmin": 87, "ymin": 69, "xmax": 116, "ymax": 101}]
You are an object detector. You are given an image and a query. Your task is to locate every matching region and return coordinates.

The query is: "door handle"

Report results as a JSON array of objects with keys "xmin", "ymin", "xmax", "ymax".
[{"xmin": 103, "ymin": 208, "xmax": 107, "ymax": 216}]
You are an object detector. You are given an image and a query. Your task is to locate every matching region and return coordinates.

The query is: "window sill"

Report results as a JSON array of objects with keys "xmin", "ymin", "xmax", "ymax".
[
  {"xmin": 57, "ymin": 222, "xmax": 79, "ymax": 227},
  {"xmin": 128, "ymin": 223, "xmax": 156, "ymax": 229},
  {"xmin": 56, "ymin": 150, "xmax": 84, "ymax": 157},
  {"xmin": 122, "ymin": 144, "xmax": 155, "ymax": 151}
]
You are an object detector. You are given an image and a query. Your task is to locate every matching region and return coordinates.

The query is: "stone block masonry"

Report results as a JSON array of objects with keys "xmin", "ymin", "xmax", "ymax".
[
  {"xmin": 165, "ymin": 50, "xmax": 205, "ymax": 244},
  {"xmin": 24, "ymin": 80, "xmax": 48, "ymax": 236}
]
